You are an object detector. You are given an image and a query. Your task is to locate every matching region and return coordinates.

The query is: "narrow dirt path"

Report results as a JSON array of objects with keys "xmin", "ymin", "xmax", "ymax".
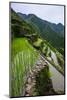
[{"xmin": 24, "ymin": 55, "xmax": 48, "ymax": 96}]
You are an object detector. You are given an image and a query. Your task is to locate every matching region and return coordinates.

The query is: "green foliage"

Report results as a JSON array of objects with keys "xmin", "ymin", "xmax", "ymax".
[
  {"xmin": 35, "ymin": 66, "xmax": 52, "ymax": 95},
  {"xmin": 56, "ymin": 52, "xmax": 64, "ymax": 69},
  {"xmin": 33, "ymin": 38, "xmax": 43, "ymax": 47},
  {"xmin": 26, "ymin": 20, "xmax": 41, "ymax": 36},
  {"xmin": 59, "ymin": 48, "xmax": 64, "ymax": 56},
  {"xmin": 11, "ymin": 8, "xmax": 38, "ymax": 39}
]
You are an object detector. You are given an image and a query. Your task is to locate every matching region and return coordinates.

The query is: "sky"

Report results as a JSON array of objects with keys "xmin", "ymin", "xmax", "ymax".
[{"xmin": 11, "ymin": 2, "xmax": 64, "ymax": 25}]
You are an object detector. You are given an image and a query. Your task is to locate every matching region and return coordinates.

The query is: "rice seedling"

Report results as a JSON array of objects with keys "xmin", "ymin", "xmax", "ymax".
[{"xmin": 10, "ymin": 38, "xmax": 39, "ymax": 97}]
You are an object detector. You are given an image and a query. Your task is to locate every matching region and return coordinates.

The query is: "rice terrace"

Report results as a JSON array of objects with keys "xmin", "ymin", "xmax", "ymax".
[{"xmin": 10, "ymin": 2, "xmax": 65, "ymax": 97}]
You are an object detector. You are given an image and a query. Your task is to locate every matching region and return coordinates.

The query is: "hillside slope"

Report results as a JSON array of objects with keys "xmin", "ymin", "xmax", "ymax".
[{"xmin": 18, "ymin": 13, "xmax": 64, "ymax": 52}]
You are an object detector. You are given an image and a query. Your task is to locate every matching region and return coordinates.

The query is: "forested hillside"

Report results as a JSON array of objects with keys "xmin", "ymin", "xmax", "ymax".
[{"xmin": 18, "ymin": 12, "xmax": 64, "ymax": 54}]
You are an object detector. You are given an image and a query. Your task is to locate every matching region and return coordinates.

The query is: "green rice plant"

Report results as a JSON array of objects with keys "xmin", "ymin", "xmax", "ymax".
[{"xmin": 10, "ymin": 38, "xmax": 39, "ymax": 97}]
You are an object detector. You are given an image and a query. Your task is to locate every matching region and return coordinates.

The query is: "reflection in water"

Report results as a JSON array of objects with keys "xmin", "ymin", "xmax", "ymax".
[
  {"xmin": 51, "ymin": 51, "xmax": 59, "ymax": 65},
  {"xmin": 47, "ymin": 51, "xmax": 64, "ymax": 92},
  {"xmin": 49, "ymin": 63, "xmax": 64, "ymax": 92}
]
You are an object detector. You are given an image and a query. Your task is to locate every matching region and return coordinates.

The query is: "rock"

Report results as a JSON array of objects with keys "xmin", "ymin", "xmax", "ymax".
[
  {"xmin": 37, "ymin": 68, "xmax": 41, "ymax": 72},
  {"xmin": 36, "ymin": 62, "xmax": 41, "ymax": 65},
  {"xmin": 25, "ymin": 85, "xmax": 32, "ymax": 93},
  {"xmin": 26, "ymin": 84, "xmax": 29, "ymax": 87},
  {"xmin": 32, "ymin": 69, "xmax": 37, "ymax": 73},
  {"xmin": 30, "ymin": 71, "xmax": 34, "ymax": 77},
  {"xmin": 27, "ymin": 77, "xmax": 32, "ymax": 84},
  {"xmin": 25, "ymin": 94, "xmax": 29, "ymax": 96},
  {"xmin": 36, "ymin": 65, "xmax": 39, "ymax": 69},
  {"xmin": 39, "ymin": 65, "xmax": 42, "ymax": 69},
  {"xmin": 32, "ymin": 82, "xmax": 36, "ymax": 86},
  {"xmin": 39, "ymin": 60, "xmax": 42, "ymax": 63},
  {"xmin": 33, "ymin": 79, "xmax": 36, "ymax": 83},
  {"xmin": 31, "ymin": 76, "xmax": 35, "ymax": 79},
  {"xmin": 42, "ymin": 65, "xmax": 45, "ymax": 68}
]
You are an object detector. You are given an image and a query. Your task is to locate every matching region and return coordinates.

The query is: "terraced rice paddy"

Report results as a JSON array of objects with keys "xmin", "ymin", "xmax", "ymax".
[
  {"xmin": 10, "ymin": 38, "xmax": 39, "ymax": 97},
  {"xmin": 10, "ymin": 37, "xmax": 64, "ymax": 97}
]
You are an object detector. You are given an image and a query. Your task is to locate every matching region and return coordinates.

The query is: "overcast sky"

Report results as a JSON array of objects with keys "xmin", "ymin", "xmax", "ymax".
[{"xmin": 11, "ymin": 2, "xmax": 64, "ymax": 25}]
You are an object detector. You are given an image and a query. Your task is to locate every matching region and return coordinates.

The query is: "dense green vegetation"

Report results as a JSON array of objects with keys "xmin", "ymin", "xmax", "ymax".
[
  {"xmin": 18, "ymin": 13, "xmax": 64, "ymax": 54},
  {"xmin": 10, "ymin": 8, "xmax": 64, "ymax": 97},
  {"xmin": 35, "ymin": 65, "xmax": 55, "ymax": 95},
  {"xmin": 11, "ymin": 9, "xmax": 39, "ymax": 39},
  {"xmin": 11, "ymin": 38, "xmax": 39, "ymax": 97}
]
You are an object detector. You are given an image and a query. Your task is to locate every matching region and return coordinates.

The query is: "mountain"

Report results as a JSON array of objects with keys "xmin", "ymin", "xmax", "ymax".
[
  {"xmin": 49, "ymin": 23, "xmax": 64, "ymax": 37},
  {"xmin": 18, "ymin": 13, "xmax": 64, "ymax": 50},
  {"xmin": 11, "ymin": 8, "xmax": 64, "ymax": 54},
  {"xmin": 18, "ymin": 13, "xmax": 64, "ymax": 37}
]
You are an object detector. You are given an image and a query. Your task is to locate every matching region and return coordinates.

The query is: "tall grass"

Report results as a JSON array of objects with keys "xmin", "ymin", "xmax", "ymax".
[{"xmin": 10, "ymin": 38, "xmax": 39, "ymax": 97}]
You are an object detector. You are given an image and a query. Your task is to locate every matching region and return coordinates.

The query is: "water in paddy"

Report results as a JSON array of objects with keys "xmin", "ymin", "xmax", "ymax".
[
  {"xmin": 49, "ymin": 63, "xmax": 64, "ymax": 92},
  {"xmin": 48, "ymin": 51, "xmax": 64, "ymax": 92}
]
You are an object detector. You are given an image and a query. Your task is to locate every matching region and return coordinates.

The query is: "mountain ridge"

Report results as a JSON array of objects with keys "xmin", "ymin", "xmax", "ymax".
[
  {"xmin": 17, "ymin": 12, "xmax": 64, "ymax": 38},
  {"xmin": 17, "ymin": 12, "xmax": 64, "ymax": 51},
  {"xmin": 17, "ymin": 12, "xmax": 64, "ymax": 26}
]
